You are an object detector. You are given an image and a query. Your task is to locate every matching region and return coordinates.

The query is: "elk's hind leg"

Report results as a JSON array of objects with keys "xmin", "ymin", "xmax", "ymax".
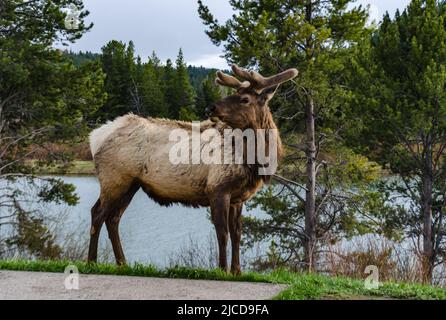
[
  {"xmin": 105, "ymin": 181, "xmax": 140, "ymax": 265},
  {"xmin": 88, "ymin": 198, "xmax": 105, "ymax": 263},
  {"xmin": 88, "ymin": 175, "xmax": 139, "ymax": 265}
]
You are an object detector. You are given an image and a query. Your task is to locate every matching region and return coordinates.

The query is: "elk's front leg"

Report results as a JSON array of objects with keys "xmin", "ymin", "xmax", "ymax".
[
  {"xmin": 210, "ymin": 193, "xmax": 230, "ymax": 272},
  {"xmin": 229, "ymin": 203, "xmax": 243, "ymax": 275}
]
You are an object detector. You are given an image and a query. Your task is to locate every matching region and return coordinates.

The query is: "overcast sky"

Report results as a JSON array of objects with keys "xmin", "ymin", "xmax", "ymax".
[{"xmin": 64, "ymin": 0, "xmax": 411, "ymax": 69}]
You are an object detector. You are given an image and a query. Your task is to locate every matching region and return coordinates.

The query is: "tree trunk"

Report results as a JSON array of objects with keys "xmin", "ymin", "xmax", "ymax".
[
  {"xmin": 0, "ymin": 101, "xmax": 4, "ymax": 139},
  {"xmin": 304, "ymin": 95, "xmax": 317, "ymax": 272},
  {"xmin": 0, "ymin": 116, "xmax": 6, "ymax": 141},
  {"xmin": 421, "ymin": 142, "xmax": 434, "ymax": 283},
  {"xmin": 0, "ymin": 93, "xmax": 18, "ymax": 139}
]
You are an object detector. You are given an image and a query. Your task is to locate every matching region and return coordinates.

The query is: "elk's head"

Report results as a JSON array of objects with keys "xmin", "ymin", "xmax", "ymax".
[{"xmin": 206, "ymin": 65, "xmax": 298, "ymax": 129}]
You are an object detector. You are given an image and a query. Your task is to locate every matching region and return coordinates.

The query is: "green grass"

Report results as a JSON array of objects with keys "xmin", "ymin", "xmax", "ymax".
[
  {"xmin": 272, "ymin": 271, "xmax": 446, "ymax": 300},
  {"xmin": 0, "ymin": 259, "xmax": 271, "ymax": 282},
  {"xmin": 1, "ymin": 259, "xmax": 445, "ymax": 300}
]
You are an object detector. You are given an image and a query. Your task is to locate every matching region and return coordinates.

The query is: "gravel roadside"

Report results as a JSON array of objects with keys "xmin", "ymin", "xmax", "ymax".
[{"xmin": 0, "ymin": 270, "xmax": 287, "ymax": 300}]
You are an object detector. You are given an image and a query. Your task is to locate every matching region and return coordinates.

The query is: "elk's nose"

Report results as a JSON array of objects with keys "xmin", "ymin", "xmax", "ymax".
[{"xmin": 205, "ymin": 104, "xmax": 216, "ymax": 116}]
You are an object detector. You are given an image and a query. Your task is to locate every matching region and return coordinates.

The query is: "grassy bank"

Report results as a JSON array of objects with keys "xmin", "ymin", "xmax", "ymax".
[
  {"xmin": 31, "ymin": 160, "xmax": 95, "ymax": 175},
  {"xmin": 0, "ymin": 259, "xmax": 445, "ymax": 300}
]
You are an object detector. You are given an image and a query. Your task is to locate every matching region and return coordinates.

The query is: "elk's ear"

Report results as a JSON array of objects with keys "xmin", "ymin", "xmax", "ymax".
[{"xmin": 260, "ymin": 85, "xmax": 279, "ymax": 104}]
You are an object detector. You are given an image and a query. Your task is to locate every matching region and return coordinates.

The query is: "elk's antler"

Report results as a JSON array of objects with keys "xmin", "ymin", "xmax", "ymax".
[
  {"xmin": 216, "ymin": 65, "xmax": 298, "ymax": 93},
  {"xmin": 231, "ymin": 65, "xmax": 298, "ymax": 93},
  {"xmin": 216, "ymin": 70, "xmax": 251, "ymax": 91}
]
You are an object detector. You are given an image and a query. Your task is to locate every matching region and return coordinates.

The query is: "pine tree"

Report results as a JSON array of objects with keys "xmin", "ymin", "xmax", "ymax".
[
  {"xmin": 163, "ymin": 58, "xmax": 178, "ymax": 118},
  {"xmin": 99, "ymin": 40, "xmax": 135, "ymax": 120},
  {"xmin": 130, "ymin": 55, "xmax": 145, "ymax": 114},
  {"xmin": 174, "ymin": 49, "xmax": 196, "ymax": 119},
  {"xmin": 196, "ymin": 71, "xmax": 222, "ymax": 119},
  {"xmin": 346, "ymin": 0, "xmax": 446, "ymax": 283},
  {"xmin": 162, "ymin": 50, "xmax": 197, "ymax": 119},
  {"xmin": 126, "ymin": 41, "xmax": 136, "ymax": 80},
  {"xmin": 140, "ymin": 58, "xmax": 169, "ymax": 117},
  {"xmin": 149, "ymin": 51, "xmax": 164, "ymax": 80}
]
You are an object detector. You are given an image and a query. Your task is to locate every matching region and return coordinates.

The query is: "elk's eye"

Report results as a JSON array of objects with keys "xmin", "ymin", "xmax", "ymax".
[{"xmin": 241, "ymin": 97, "xmax": 250, "ymax": 104}]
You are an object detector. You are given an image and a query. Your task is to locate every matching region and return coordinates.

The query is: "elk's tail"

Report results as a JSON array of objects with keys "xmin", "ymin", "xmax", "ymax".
[{"xmin": 89, "ymin": 114, "xmax": 134, "ymax": 157}]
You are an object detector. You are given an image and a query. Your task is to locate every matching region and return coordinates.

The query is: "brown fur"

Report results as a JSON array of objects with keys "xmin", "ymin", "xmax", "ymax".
[{"xmin": 88, "ymin": 66, "xmax": 296, "ymax": 274}]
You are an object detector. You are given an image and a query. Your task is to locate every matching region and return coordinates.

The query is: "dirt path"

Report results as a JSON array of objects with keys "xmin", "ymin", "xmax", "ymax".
[{"xmin": 0, "ymin": 270, "xmax": 286, "ymax": 300}]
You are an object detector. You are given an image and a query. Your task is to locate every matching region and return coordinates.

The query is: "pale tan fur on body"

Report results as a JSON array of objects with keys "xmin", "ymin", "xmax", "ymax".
[{"xmin": 90, "ymin": 114, "xmax": 265, "ymax": 207}]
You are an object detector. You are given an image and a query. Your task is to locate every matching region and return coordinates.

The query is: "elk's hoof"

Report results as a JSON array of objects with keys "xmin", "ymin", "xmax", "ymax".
[
  {"xmin": 231, "ymin": 268, "xmax": 241, "ymax": 276},
  {"xmin": 116, "ymin": 260, "xmax": 127, "ymax": 266}
]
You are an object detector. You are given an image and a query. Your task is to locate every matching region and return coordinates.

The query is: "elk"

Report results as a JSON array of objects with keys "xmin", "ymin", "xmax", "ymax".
[{"xmin": 87, "ymin": 65, "xmax": 298, "ymax": 274}]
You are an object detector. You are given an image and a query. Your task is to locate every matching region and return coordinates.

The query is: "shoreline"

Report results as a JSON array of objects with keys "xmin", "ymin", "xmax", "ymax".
[
  {"xmin": 35, "ymin": 160, "xmax": 392, "ymax": 177},
  {"xmin": 33, "ymin": 160, "xmax": 96, "ymax": 175}
]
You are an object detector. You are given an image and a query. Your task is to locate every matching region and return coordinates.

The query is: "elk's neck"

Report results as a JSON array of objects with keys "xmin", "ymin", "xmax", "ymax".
[
  {"xmin": 258, "ymin": 109, "xmax": 283, "ymax": 165},
  {"xmin": 248, "ymin": 108, "xmax": 283, "ymax": 183}
]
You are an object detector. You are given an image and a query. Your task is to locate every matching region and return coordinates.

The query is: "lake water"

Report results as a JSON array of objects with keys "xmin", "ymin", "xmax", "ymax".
[{"xmin": 39, "ymin": 176, "xmax": 266, "ymax": 267}]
